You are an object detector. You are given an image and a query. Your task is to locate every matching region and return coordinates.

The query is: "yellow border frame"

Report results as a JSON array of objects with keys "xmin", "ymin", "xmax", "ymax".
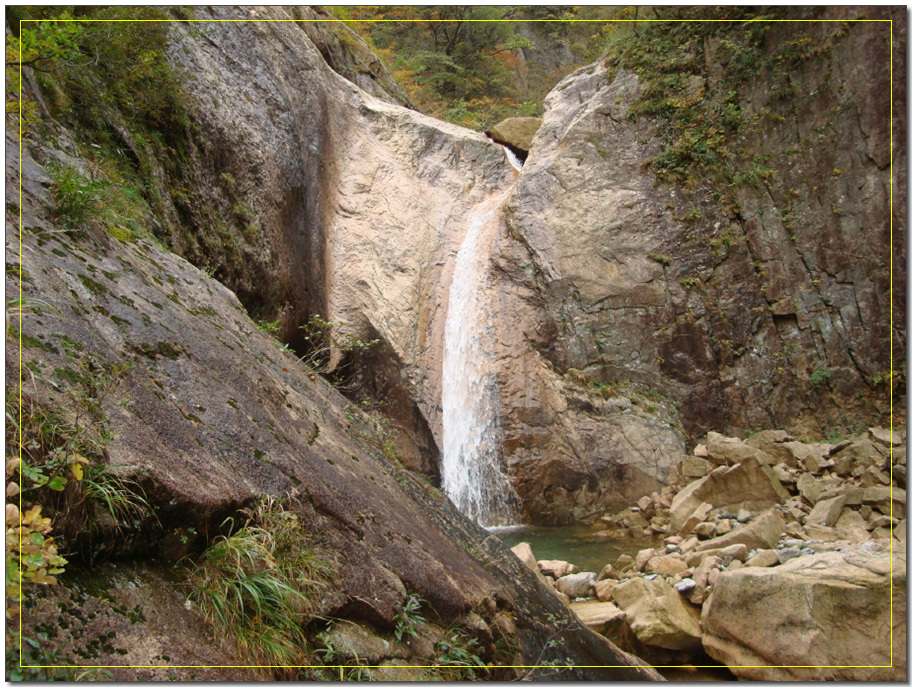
[{"xmin": 12, "ymin": 10, "xmax": 898, "ymax": 676}]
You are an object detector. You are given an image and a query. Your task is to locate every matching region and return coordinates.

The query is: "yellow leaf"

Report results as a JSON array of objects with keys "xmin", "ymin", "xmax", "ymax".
[{"xmin": 70, "ymin": 463, "xmax": 84, "ymax": 481}]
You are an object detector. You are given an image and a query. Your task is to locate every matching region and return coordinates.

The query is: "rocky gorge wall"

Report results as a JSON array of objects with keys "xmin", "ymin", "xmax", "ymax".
[
  {"xmin": 490, "ymin": 10, "xmax": 904, "ymax": 521},
  {"xmin": 9, "ymin": 6, "xmax": 665, "ymax": 678},
  {"xmin": 158, "ymin": 8, "xmax": 903, "ymax": 526}
]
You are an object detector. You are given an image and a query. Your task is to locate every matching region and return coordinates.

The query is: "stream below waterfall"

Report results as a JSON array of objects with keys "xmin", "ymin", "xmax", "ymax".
[{"xmin": 491, "ymin": 524, "xmax": 658, "ymax": 573}]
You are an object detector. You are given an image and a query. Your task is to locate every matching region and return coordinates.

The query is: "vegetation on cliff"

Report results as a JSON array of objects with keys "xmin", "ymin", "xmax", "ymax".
[{"xmin": 330, "ymin": 5, "xmax": 640, "ymax": 129}]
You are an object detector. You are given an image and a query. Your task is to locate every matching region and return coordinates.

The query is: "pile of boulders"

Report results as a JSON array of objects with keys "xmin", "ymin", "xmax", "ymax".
[{"xmin": 511, "ymin": 426, "xmax": 907, "ymax": 680}]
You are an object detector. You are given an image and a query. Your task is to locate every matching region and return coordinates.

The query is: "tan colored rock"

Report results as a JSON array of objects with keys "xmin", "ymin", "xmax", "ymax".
[
  {"xmin": 705, "ymin": 436, "xmax": 774, "ymax": 466},
  {"xmin": 718, "ymin": 544, "xmax": 748, "ymax": 561},
  {"xmin": 696, "ymin": 458, "xmax": 788, "ymax": 515},
  {"xmin": 680, "ymin": 502, "xmax": 713, "ymax": 538},
  {"xmin": 645, "ymin": 555, "xmax": 688, "ymax": 577},
  {"xmin": 839, "ymin": 439, "xmax": 886, "ymax": 469},
  {"xmin": 744, "ymin": 549, "xmax": 779, "ymax": 567},
  {"xmin": 804, "ymin": 524, "xmax": 839, "ymax": 541},
  {"xmin": 861, "ymin": 466, "xmax": 892, "ymax": 487},
  {"xmin": 695, "ymin": 508, "xmax": 785, "ymax": 553},
  {"xmin": 817, "ymin": 485, "xmax": 864, "ymax": 506},
  {"xmin": 487, "ymin": 116, "xmax": 542, "ymax": 152},
  {"xmin": 614, "ymin": 553, "xmax": 634, "ymax": 571},
  {"xmin": 806, "ymin": 494, "xmax": 847, "ymax": 528},
  {"xmin": 633, "ymin": 548, "xmax": 656, "ymax": 572},
  {"xmin": 612, "ymin": 577, "xmax": 703, "ymax": 650},
  {"xmin": 783, "ymin": 442, "xmax": 833, "ymax": 473},
  {"xmin": 571, "ymin": 600, "xmax": 626, "ymax": 633},
  {"xmin": 713, "ymin": 518, "xmax": 734, "ymax": 536},
  {"xmin": 701, "ymin": 542, "xmax": 906, "ymax": 680},
  {"xmin": 772, "ymin": 463, "xmax": 796, "ymax": 484},
  {"xmin": 693, "ymin": 522, "xmax": 716, "ymax": 539},
  {"xmin": 745, "ymin": 430, "xmax": 795, "ymax": 465},
  {"xmin": 863, "ymin": 486, "xmax": 906, "ymax": 518},
  {"xmin": 595, "ymin": 579, "xmax": 618, "ymax": 602},
  {"xmin": 869, "ymin": 426, "xmax": 904, "ymax": 447},
  {"xmin": 836, "ymin": 508, "xmax": 867, "ymax": 530},
  {"xmin": 597, "ymin": 563, "xmax": 619, "ymax": 582},
  {"xmin": 796, "ymin": 473, "xmax": 824, "ymax": 505},
  {"xmin": 510, "ymin": 542, "xmax": 537, "ymax": 570},
  {"xmin": 681, "ymin": 536, "xmax": 700, "ymax": 553},
  {"xmin": 681, "ymin": 455, "xmax": 711, "ymax": 479},
  {"xmin": 689, "ymin": 555, "xmax": 721, "ymax": 604},
  {"xmin": 538, "ymin": 559, "xmax": 579, "ymax": 579}
]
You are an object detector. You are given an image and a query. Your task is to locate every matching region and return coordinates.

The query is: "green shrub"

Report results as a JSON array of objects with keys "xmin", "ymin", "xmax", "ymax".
[
  {"xmin": 186, "ymin": 496, "xmax": 334, "ymax": 673},
  {"xmin": 393, "ymin": 593, "xmax": 425, "ymax": 641},
  {"xmin": 809, "ymin": 366, "xmax": 831, "ymax": 387}
]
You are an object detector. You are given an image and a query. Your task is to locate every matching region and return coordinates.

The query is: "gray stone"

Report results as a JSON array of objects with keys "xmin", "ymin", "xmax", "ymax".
[
  {"xmin": 555, "ymin": 571, "xmax": 597, "ymax": 599},
  {"xmin": 777, "ymin": 547, "xmax": 801, "ymax": 563},
  {"xmin": 673, "ymin": 578, "xmax": 697, "ymax": 593}
]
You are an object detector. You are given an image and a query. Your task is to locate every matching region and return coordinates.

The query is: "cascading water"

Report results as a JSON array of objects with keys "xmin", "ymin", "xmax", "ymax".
[{"xmin": 441, "ymin": 182, "xmax": 520, "ymax": 527}]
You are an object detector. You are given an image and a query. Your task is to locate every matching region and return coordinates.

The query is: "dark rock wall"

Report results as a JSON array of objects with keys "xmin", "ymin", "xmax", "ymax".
[{"xmin": 506, "ymin": 10, "xmax": 903, "ymax": 444}]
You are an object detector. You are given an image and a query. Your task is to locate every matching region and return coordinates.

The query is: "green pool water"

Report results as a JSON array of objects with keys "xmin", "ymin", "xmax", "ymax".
[{"xmin": 489, "ymin": 524, "xmax": 658, "ymax": 573}]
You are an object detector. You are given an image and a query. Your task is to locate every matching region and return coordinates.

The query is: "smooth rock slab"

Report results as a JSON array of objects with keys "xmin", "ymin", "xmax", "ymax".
[
  {"xmin": 571, "ymin": 600, "xmax": 626, "ymax": 632},
  {"xmin": 702, "ymin": 542, "xmax": 906, "ymax": 680}
]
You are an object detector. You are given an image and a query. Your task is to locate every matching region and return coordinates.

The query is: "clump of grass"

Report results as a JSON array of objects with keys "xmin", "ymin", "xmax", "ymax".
[{"xmin": 186, "ymin": 496, "xmax": 334, "ymax": 672}]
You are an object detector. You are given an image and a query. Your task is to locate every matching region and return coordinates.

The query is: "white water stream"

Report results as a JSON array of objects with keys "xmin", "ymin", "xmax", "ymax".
[{"xmin": 441, "ymin": 180, "xmax": 520, "ymax": 527}]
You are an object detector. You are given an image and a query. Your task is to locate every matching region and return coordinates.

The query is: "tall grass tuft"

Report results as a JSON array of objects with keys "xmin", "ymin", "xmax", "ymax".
[{"xmin": 187, "ymin": 496, "xmax": 334, "ymax": 673}]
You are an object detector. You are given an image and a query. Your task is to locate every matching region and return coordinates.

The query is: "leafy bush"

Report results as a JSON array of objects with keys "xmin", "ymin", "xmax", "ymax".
[{"xmin": 48, "ymin": 164, "xmax": 107, "ymax": 233}]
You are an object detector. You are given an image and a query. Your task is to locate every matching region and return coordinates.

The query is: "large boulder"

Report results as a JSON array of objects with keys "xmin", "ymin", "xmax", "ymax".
[
  {"xmin": 669, "ymin": 457, "xmax": 788, "ymax": 532},
  {"xmin": 611, "ymin": 577, "xmax": 703, "ymax": 651},
  {"xmin": 487, "ymin": 117, "xmax": 543, "ymax": 153},
  {"xmin": 702, "ymin": 542, "xmax": 906, "ymax": 680}
]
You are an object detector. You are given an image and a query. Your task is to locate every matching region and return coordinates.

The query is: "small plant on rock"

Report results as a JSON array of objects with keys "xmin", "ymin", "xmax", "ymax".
[
  {"xmin": 393, "ymin": 593, "xmax": 425, "ymax": 641},
  {"xmin": 186, "ymin": 496, "xmax": 335, "ymax": 673},
  {"xmin": 433, "ymin": 628, "xmax": 488, "ymax": 680}
]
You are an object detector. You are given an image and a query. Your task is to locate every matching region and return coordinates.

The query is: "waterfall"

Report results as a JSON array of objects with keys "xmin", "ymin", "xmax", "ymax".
[{"xmin": 441, "ymin": 186, "xmax": 520, "ymax": 527}]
